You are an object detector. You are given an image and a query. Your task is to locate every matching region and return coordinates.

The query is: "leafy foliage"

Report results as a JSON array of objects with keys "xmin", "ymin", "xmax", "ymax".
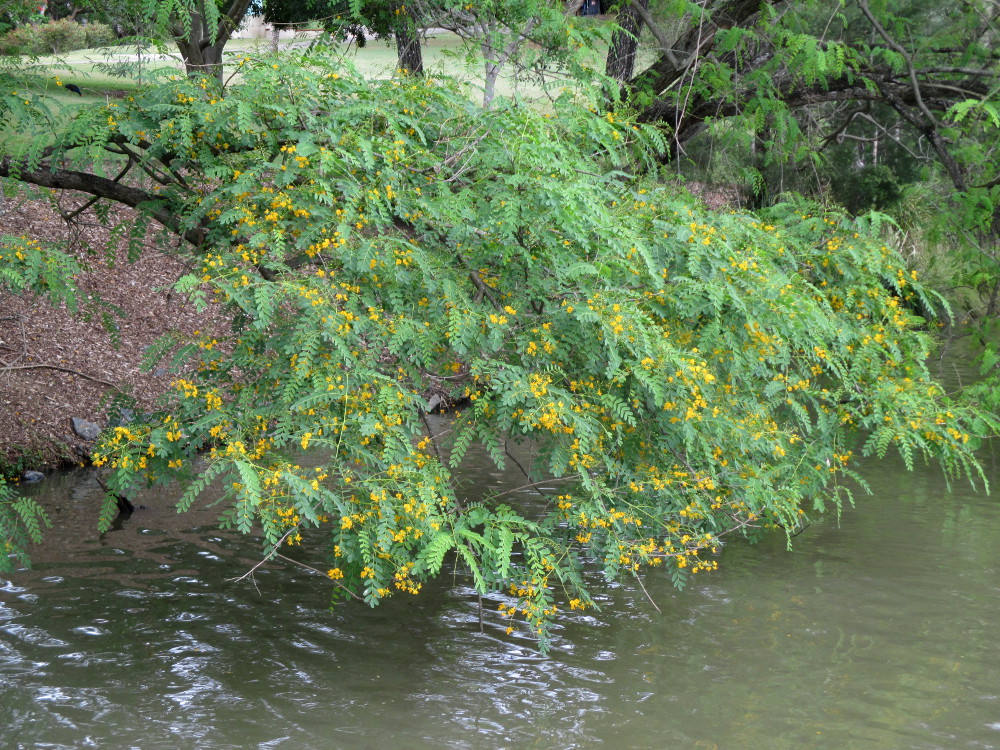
[
  {"xmin": 0, "ymin": 478, "xmax": 49, "ymax": 573},
  {"xmin": 411, "ymin": 0, "xmax": 606, "ymax": 106},
  {"xmin": 0, "ymin": 0, "xmax": 42, "ymax": 35},
  {"xmin": 0, "ymin": 235, "xmax": 84, "ymax": 311},
  {"xmin": 0, "ymin": 48, "xmax": 975, "ymax": 647},
  {"xmin": 0, "ymin": 39, "xmax": 995, "ymax": 646}
]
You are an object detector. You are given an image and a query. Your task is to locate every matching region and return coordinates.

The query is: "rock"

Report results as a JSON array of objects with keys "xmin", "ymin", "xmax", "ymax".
[
  {"xmin": 71, "ymin": 417, "xmax": 102, "ymax": 441},
  {"xmin": 21, "ymin": 470, "xmax": 45, "ymax": 483}
]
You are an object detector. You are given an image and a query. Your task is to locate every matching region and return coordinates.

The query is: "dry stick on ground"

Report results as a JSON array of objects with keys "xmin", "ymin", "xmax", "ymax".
[
  {"xmin": 0, "ymin": 362, "xmax": 118, "ymax": 389},
  {"xmin": 0, "ymin": 315, "xmax": 30, "ymax": 368}
]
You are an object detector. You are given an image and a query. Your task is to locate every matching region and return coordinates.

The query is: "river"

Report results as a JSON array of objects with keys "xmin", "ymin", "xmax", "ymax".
[{"xmin": 2, "ymin": 420, "xmax": 1000, "ymax": 748}]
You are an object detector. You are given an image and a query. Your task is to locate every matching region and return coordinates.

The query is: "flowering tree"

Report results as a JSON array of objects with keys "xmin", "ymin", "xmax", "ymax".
[{"xmin": 0, "ymin": 49, "xmax": 994, "ymax": 647}]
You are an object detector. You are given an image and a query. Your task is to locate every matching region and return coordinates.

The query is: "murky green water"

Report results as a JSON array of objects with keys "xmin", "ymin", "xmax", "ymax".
[{"xmin": 3, "ymin": 435, "xmax": 1000, "ymax": 748}]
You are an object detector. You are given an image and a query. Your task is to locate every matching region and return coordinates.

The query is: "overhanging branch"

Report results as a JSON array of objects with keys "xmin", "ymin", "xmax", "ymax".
[{"xmin": 0, "ymin": 157, "xmax": 205, "ymax": 248}]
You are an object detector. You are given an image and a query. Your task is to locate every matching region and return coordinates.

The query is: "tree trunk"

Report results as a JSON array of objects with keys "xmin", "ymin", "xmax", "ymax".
[
  {"xmin": 175, "ymin": 34, "xmax": 227, "ymax": 85},
  {"xmin": 394, "ymin": 6, "xmax": 423, "ymax": 76},
  {"xmin": 172, "ymin": 0, "xmax": 254, "ymax": 86},
  {"xmin": 483, "ymin": 56, "xmax": 501, "ymax": 108},
  {"xmin": 628, "ymin": 0, "xmax": 779, "ymax": 122},
  {"xmin": 605, "ymin": 0, "xmax": 646, "ymax": 82}
]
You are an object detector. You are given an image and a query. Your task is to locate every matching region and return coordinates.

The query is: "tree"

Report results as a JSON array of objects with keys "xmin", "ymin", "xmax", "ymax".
[
  {"xmin": 172, "ymin": 0, "xmax": 255, "ymax": 81},
  {"xmin": 391, "ymin": 1, "xmax": 423, "ymax": 75},
  {"xmin": 112, "ymin": 0, "xmax": 256, "ymax": 82},
  {"xmin": 0, "ymin": 1, "xmax": 42, "ymax": 33},
  {"xmin": 607, "ymin": 1, "xmax": 998, "ymax": 189},
  {"xmin": 604, "ymin": 2, "xmax": 1000, "ymax": 386},
  {"xmin": 260, "ymin": 0, "xmax": 426, "ymax": 76},
  {"xmin": 1, "ymin": 49, "xmax": 992, "ymax": 647},
  {"xmin": 411, "ymin": 0, "xmax": 595, "ymax": 107}
]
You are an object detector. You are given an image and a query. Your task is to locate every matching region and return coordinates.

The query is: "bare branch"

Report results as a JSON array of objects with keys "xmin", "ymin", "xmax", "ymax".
[
  {"xmin": 0, "ymin": 362, "xmax": 118, "ymax": 389},
  {"xmin": 0, "ymin": 156, "xmax": 206, "ymax": 248},
  {"xmin": 630, "ymin": 0, "xmax": 679, "ymax": 67}
]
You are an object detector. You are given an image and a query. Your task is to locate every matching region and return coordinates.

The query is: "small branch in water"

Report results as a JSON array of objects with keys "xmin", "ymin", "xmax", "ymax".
[
  {"xmin": 273, "ymin": 553, "xmax": 363, "ymax": 602},
  {"xmin": 419, "ymin": 411, "xmax": 464, "ymax": 513},
  {"xmin": 95, "ymin": 472, "xmax": 135, "ymax": 514},
  {"xmin": 419, "ymin": 411, "xmax": 447, "ymax": 466},
  {"xmin": 503, "ymin": 440, "xmax": 548, "ymax": 498},
  {"xmin": 229, "ymin": 527, "xmax": 362, "ymax": 602},
  {"xmin": 490, "ymin": 474, "xmax": 579, "ymax": 501},
  {"xmin": 228, "ymin": 528, "xmax": 297, "ymax": 583},
  {"xmin": 787, "ymin": 521, "xmax": 812, "ymax": 538},
  {"xmin": 632, "ymin": 571, "xmax": 661, "ymax": 614}
]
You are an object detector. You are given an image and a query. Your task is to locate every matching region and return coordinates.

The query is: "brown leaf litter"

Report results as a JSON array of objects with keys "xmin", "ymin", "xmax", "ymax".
[{"xmin": 0, "ymin": 191, "xmax": 219, "ymax": 472}]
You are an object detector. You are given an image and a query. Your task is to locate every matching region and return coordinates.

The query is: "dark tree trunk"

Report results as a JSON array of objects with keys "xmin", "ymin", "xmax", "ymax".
[
  {"xmin": 395, "ymin": 26, "xmax": 423, "ymax": 76},
  {"xmin": 627, "ymin": 0, "xmax": 780, "ymax": 125},
  {"xmin": 175, "ymin": 35, "xmax": 228, "ymax": 85},
  {"xmin": 172, "ymin": 0, "xmax": 254, "ymax": 86},
  {"xmin": 394, "ymin": 5, "xmax": 423, "ymax": 76},
  {"xmin": 605, "ymin": 0, "xmax": 646, "ymax": 82}
]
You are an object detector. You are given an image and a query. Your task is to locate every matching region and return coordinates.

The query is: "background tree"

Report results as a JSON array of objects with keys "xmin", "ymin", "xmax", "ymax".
[
  {"xmin": 0, "ymin": 0, "xmax": 43, "ymax": 33},
  {"xmin": 134, "ymin": 0, "xmax": 254, "ymax": 81},
  {"xmin": 259, "ymin": 0, "xmax": 426, "ymax": 75},
  {"xmin": 604, "ymin": 0, "xmax": 648, "ymax": 83},
  {"xmin": 410, "ymin": 0, "xmax": 596, "ymax": 107},
  {"xmin": 602, "ymin": 1, "xmax": 1000, "ymax": 383}
]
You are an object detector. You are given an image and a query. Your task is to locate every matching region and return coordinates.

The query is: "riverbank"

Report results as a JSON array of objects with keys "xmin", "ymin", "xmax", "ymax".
[
  {"xmin": 0, "ymin": 192, "xmax": 216, "ymax": 476},
  {"xmin": 0, "ymin": 181, "xmax": 745, "ymax": 479}
]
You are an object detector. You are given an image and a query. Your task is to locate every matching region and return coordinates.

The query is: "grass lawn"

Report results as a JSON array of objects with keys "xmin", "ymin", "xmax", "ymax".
[
  {"xmin": 3, "ymin": 24, "xmax": 659, "ymax": 149},
  {"xmin": 16, "ymin": 27, "xmax": 628, "ymax": 104}
]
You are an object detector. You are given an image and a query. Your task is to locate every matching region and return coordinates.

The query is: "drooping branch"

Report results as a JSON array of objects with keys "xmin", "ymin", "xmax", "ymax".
[
  {"xmin": 624, "ymin": 0, "xmax": 997, "ymax": 172},
  {"xmin": 625, "ymin": 0, "xmax": 780, "ymax": 119},
  {"xmin": 0, "ymin": 157, "xmax": 205, "ymax": 248},
  {"xmin": 857, "ymin": 0, "xmax": 968, "ymax": 192}
]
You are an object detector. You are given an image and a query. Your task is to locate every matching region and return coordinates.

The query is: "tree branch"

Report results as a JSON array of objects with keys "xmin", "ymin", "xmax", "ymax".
[
  {"xmin": 0, "ymin": 362, "xmax": 118, "ymax": 389},
  {"xmin": 630, "ymin": 0, "xmax": 679, "ymax": 68},
  {"xmin": 0, "ymin": 156, "xmax": 205, "ymax": 248}
]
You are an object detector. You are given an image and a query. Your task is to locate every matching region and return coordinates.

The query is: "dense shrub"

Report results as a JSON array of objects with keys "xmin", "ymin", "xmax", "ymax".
[
  {"xmin": 82, "ymin": 21, "xmax": 115, "ymax": 48},
  {"xmin": 0, "ymin": 19, "xmax": 108, "ymax": 56},
  {"xmin": 0, "ymin": 24, "xmax": 44, "ymax": 55},
  {"xmin": 36, "ymin": 18, "xmax": 87, "ymax": 54},
  {"xmin": 1, "ymin": 49, "xmax": 994, "ymax": 646},
  {"xmin": 833, "ymin": 164, "xmax": 904, "ymax": 214}
]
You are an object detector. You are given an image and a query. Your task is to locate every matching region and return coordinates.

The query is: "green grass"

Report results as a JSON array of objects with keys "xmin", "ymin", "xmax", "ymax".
[
  {"xmin": 18, "ymin": 29, "xmax": 601, "ymax": 105},
  {"xmin": 3, "ymin": 25, "xmax": 646, "ymax": 148}
]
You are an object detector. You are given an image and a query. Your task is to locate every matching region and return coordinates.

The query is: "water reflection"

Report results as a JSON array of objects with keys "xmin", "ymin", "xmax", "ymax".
[{"xmin": 2, "ymin": 441, "xmax": 1000, "ymax": 748}]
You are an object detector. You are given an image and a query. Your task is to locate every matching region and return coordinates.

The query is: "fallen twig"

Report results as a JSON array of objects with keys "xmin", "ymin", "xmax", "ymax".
[{"xmin": 0, "ymin": 362, "xmax": 118, "ymax": 389}]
